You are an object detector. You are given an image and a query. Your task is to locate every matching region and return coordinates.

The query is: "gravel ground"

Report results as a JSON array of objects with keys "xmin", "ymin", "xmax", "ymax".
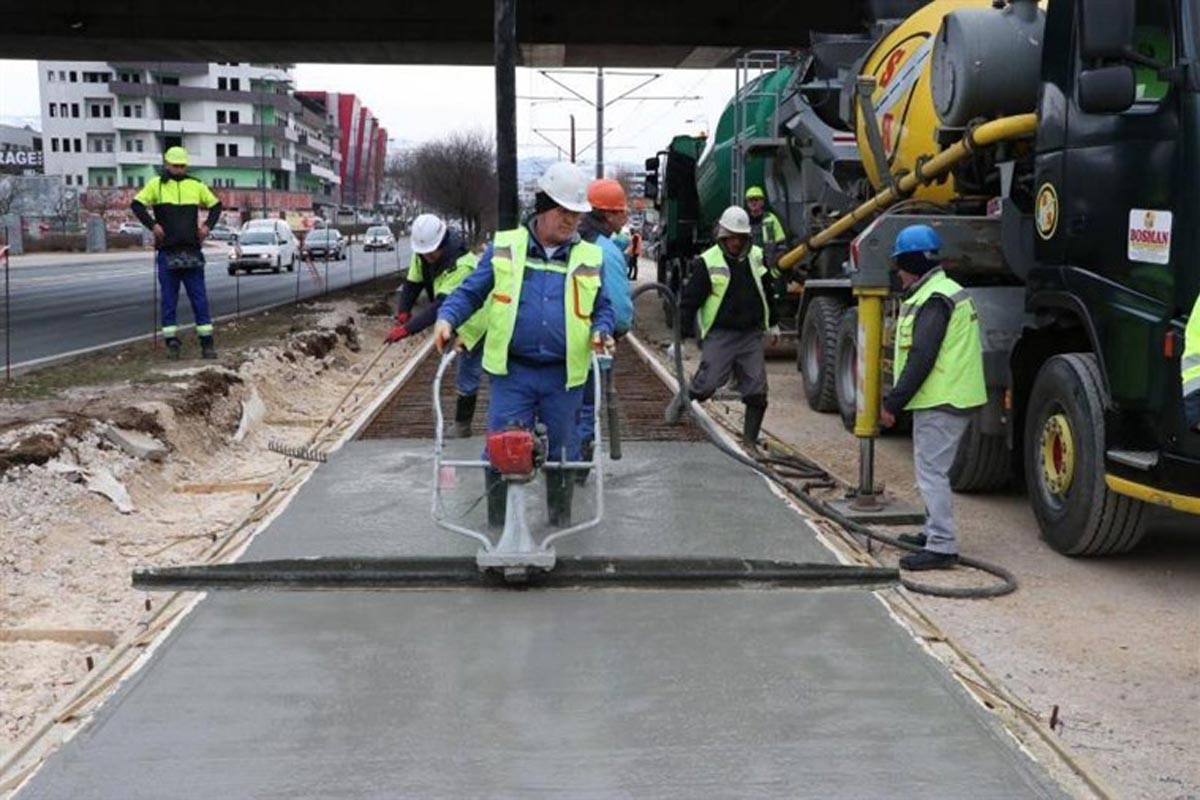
[{"xmin": 630, "ymin": 276, "xmax": 1200, "ymax": 800}]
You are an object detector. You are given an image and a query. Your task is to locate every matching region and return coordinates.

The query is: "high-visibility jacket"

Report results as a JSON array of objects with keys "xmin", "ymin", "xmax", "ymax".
[
  {"xmin": 132, "ymin": 172, "xmax": 221, "ymax": 251},
  {"xmin": 696, "ymin": 244, "xmax": 769, "ymax": 339},
  {"xmin": 894, "ymin": 268, "xmax": 986, "ymax": 410},
  {"xmin": 433, "ymin": 252, "xmax": 488, "ymax": 349},
  {"xmin": 482, "ymin": 227, "xmax": 603, "ymax": 389},
  {"xmin": 1183, "ymin": 293, "xmax": 1200, "ymax": 407}
]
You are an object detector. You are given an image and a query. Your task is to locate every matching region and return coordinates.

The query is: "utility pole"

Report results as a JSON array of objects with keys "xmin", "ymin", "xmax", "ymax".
[
  {"xmin": 259, "ymin": 82, "xmax": 267, "ymax": 220},
  {"xmin": 569, "ymin": 113, "xmax": 576, "ymax": 163},
  {"xmin": 595, "ymin": 68, "xmax": 604, "ymax": 178},
  {"xmin": 494, "ymin": 0, "xmax": 518, "ymax": 229}
]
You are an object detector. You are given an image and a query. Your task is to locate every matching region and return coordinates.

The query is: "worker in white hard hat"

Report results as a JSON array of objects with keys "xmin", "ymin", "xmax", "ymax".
[
  {"xmin": 387, "ymin": 213, "xmax": 487, "ymax": 437},
  {"xmin": 435, "ymin": 162, "xmax": 615, "ymax": 528},
  {"xmin": 675, "ymin": 205, "xmax": 779, "ymax": 447}
]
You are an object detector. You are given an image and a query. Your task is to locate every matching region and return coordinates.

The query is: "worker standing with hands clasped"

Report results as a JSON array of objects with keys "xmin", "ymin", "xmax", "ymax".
[
  {"xmin": 676, "ymin": 205, "xmax": 778, "ymax": 448},
  {"xmin": 386, "ymin": 214, "xmax": 487, "ymax": 437},
  {"xmin": 881, "ymin": 224, "xmax": 986, "ymax": 571},
  {"xmin": 435, "ymin": 162, "xmax": 615, "ymax": 528},
  {"xmin": 131, "ymin": 146, "xmax": 223, "ymax": 360},
  {"xmin": 1184, "ymin": 291, "xmax": 1200, "ymax": 432}
]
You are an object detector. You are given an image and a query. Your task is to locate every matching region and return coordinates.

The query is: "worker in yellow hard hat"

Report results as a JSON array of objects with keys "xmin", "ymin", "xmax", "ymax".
[
  {"xmin": 131, "ymin": 146, "xmax": 224, "ymax": 359},
  {"xmin": 743, "ymin": 185, "xmax": 788, "ymax": 271}
]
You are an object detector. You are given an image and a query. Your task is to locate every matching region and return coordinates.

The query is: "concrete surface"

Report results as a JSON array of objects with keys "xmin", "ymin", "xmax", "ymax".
[
  {"xmin": 3, "ymin": 243, "xmax": 405, "ymax": 367},
  {"xmin": 19, "ymin": 441, "xmax": 1065, "ymax": 799}
]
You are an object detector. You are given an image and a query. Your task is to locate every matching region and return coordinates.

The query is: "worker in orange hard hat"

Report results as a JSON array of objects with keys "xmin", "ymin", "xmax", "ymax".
[{"xmin": 571, "ymin": 177, "xmax": 633, "ymax": 483}]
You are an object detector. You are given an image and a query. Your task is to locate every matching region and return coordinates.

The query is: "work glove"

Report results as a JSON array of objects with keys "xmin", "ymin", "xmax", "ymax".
[
  {"xmin": 766, "ymin": 325, "xmax": 781, "ymax": 347},
  {"xmin": 384, "ymin": 324, "xmax": 410, "ymax": 343},
  {"xmin": 394, "ymin": 311, "xmax": 411, "ymax": 325},
  {"xmin": 591, "ymin": 331, "xmax": 616, "ymax": 356},
  {"xmin": 433, "ymin": 319, "xmax": 456, "ymax": 353}
]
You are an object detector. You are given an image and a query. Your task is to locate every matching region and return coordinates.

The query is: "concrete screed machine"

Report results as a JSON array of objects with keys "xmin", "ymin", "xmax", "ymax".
[{"xmin": 645, "ymin": 0, "xmax": 1200, "ymax": 554}]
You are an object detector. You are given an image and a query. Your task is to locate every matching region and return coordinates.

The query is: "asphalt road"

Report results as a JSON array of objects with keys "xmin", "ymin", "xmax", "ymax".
[{"xmin": 1, "ymin": 242, "xmax": 410, "ymax": 368}]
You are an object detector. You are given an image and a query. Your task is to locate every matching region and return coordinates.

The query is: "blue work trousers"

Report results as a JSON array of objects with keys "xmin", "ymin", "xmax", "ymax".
[
  {"xmin": 157, "ymin": 251, "xmax": 213, "ymax": 338},
  {"xmin": 456, "ymin": 344, "xmax": 484, "ymax": 396},
  {"xmin": 487, "ymin": 360, "xmax": 585, "ymax": 463}
]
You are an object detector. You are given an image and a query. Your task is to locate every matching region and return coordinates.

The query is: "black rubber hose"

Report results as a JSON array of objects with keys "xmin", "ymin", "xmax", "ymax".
[
  {"xmin": 603, "ymin": 366, "xmax": 623, "ymax": 461},
  {"xmin": 631, "ymin": 281, "xmax": 1018, "ymax": 599}
]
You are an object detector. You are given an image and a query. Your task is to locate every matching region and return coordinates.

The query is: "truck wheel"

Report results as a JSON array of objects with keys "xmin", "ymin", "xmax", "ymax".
[
  {"xmin": 833, "ymin": 307, "xmax": 858, "ymax": 432},
  {"xmin": 950, "ymin": 417, "xmax": 1010, "ymax": 493},
  {"xmin": 1023, "ymin": 353, "xmax": 1146, "ymax": 554},
  {"xmin": 799, "ymin": 296, "xmax": 845, "ymax": 412},
  {"xmin": 227, "ymin": 266, "xmax": 236, "ymax": 276}
]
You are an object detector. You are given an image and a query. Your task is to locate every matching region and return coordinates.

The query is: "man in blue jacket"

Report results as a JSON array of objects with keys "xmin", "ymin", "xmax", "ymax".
[
  {"xmin": 573, "ymin": 178, "xmax": 634, "ymax": 480},
  {"xmin": 435, "ymin": 162, "xmax": 615, "ymax": 527}
]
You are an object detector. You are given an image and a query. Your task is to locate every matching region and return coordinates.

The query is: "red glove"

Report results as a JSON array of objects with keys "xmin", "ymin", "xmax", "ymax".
[
  {"xmin": 385, "ymin": 324, "xmax": 410, "ymax": 343},
  {"xmin": 395, "ymin": 311, "xmax": 411, "ymax": 325}
]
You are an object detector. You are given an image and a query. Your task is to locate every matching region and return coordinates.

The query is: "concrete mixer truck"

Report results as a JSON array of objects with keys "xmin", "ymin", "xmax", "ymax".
[{"xmin": 644, "ymin": 0, "xmax": 1200, "ymax": 554}]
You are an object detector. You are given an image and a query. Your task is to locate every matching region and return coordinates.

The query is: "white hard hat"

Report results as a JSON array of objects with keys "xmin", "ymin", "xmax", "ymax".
[
  {"xmin": 410, "ymin": 213, "xmax": 447, "ymax": 254},
  {"xmin": 537, "ymin": 162, "xmax": 592, "ymax": 213},
  {"xmin": 717, "ymin": 206, "xmax": 752, "ymax": 236}
]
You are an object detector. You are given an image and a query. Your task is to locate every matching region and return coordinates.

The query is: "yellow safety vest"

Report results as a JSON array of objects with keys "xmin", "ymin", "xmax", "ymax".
[
  {"xmin": 697, "ymin": 244, "xmax": 769, "ymax": 339},
  {"xmin": 482, "ymin": 227, "xmax": 602, "ymax": 388},
  {"xmin": 436, "ymin": 252, "xmax": 488, "ymax": 350},
  {"xmin": 894, "ymin": 268, "xmax": 987, "ymax": 410},
  {"xmin": 1183, "ymin": 293, "xmax": 1200, "ymax": 399}
]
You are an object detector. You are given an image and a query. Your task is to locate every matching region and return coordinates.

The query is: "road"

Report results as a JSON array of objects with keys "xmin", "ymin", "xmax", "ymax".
[{"xmin": 1, "ymin": 242, "xmax": 410, "ymax": 368}]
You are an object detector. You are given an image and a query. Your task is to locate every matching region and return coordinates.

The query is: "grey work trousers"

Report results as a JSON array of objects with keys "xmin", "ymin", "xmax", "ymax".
[
  {"xmin": 689, "ymin": 327, "xmax": 768, "ymax": 402},
  {"xmin": 912, "ymin": 408, "xmax": 972, "ymax": 554}
]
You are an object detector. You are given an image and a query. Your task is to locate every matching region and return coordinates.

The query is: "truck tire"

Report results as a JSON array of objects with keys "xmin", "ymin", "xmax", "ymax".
[
  {"xmin": 950, "ymin": 417, "xmax": 1010, "ymax": 493},
  {"xmin": 834, "ymin": 307, "xmax": 858, "ymax": 432},
  {"xmin": 799, "ymin": 295, "xmax": 846, "ymax": 412},
  {"xmin": 1023, "ymin": 353, "xmax": 1146, "ymax": 555}
]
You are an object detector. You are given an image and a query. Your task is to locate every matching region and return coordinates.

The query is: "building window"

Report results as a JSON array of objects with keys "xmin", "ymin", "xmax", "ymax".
[
  {"xmin": 103, "ymin": 105, "xmax": 112, "ymax": 118},
  {"xmin": 160, "ymin": 76, "xmax": 179, "ymax": 86},
  {"xmin": 231, "ymin": 78, "xmax": 241, "ymax": 91},
  {"xmin": 164, "ymin": 135, "xmax": 182, "ymax": 149},
  {"xmin": 136, "ymin": 139, "xmax": 144, "ymax": 152},
  {"xmin": 134, "ymin": 105, "xmax": 143, "ymax": 118},
  {"xmin": 216, "ymin": 143, "xmax": 226, "ymax": 156},
  {"xmin": 162, "ymin": 102, "xmax": 180, "ymax": 121},
  {"xmin": 90, "ymin": 104, "xmax": 101, "ymax": 118},
  {"xmin": 51, "ymin": 138, "xmax": 59, "ymax": 152},
  {"xmin": 218, "ymin": 77, "xmax": 227, "ymax": 90},
  {"xmin": 105, "ymin": 139, "xmax": 113, "ymax": 153},
  {"xmin": 122, "ymin": 104, "xmax": 131, "ymax": 117},
  {"xmin": 74, "ymin": 138, "xmax": 82, "ymax": 152},
  {"xmin": 47, "ymin": 70, "xmax": 55, "ymax": 82},
  {"xmin": 230, "ymin": 110, "xmax": 240, "ymax": 124},
  {"xmin": 217, "ymin": 110, "xmax": 226, "ymax": 123},
  {"xmin": 49, "ymin": 104, "xmax": 56, "ymax": 117},
  {"xmin": 69, "ymin": 71, "xmax": 77, "ymax": 82},
  {"xmin": 64, "ymin": 175, "xmax": 71, "ymax": 186},
  {"xmin": 71, "ymin": 103, "xmax": 80, "ymax": 118},
  {"xmin": 78, "ymin": 175, "xmax": 84, "ymax": 186},
  {"xmin": 59, "ymin": 103, "xmax": 67, "ymax": 117},
  {"xmin": 228, "ymin": 144, "xmax": 239, "ymax": 157},
  {"xmin": 58, "ymin": 70, "xmax": 66, "ymax": 81},
  {"xmin": 124, "ymin": 139, "xmax": 132, "ymax": 152}
]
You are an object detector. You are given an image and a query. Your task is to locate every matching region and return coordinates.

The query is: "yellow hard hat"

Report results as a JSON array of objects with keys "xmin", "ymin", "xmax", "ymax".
[
  {"xmin": 164, "ymin": 146, "xmax": 189, "ymax": 166},
  {"xmin": 744, "ymin": 185, "xmax": 766, "ymax": 200}
]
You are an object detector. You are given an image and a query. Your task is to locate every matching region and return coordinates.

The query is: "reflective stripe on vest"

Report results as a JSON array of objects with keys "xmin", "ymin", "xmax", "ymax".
[
  {"xmin": 438, "ymin": 252, "xmax": 489, "ymax": 350},
  {"xmin": 482, "ymin": 227, "xmax": 602, "ymax": 388},
  {"xmin": 1184, "ymin": 297, "xmax": 1200, "ymax": 397},
  {"xmin": 893, "ymin": 268, "xmax": 987, "ymax": 410},
  {"xmin": 407, "ymin": 252, "xmax": 424, "ymax": 283},
  {"xmin": 697, "ymin": 244, "xmax": 769, "ymax": 339}
]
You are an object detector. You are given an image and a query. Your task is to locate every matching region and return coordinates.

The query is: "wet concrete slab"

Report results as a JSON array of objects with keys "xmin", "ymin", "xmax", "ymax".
[{"xmin": 20, "ymin": 441, "xmax": 1064, "ymax": 799}]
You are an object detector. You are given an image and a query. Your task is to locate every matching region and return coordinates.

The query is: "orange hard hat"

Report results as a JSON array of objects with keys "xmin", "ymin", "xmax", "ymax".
[{"xmin": 587, "ymin": 178, "xmax": 627, "ymax": 212}]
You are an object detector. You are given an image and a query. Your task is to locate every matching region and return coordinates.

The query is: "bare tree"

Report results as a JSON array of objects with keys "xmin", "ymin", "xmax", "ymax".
[
  {"xmin": 393, "ymin": 131, "xmax": 497, "ymax": 243},
  {"xmin": 0, "ymin": 176, "xmax": 23, "ymax": 217},
  {"xmin": 83, "ymin": 186, "xmax": 122, "ymax": 225},
  {"xmin": 49, "ymin": 185, "xmax": 79, "ymax": 233}
]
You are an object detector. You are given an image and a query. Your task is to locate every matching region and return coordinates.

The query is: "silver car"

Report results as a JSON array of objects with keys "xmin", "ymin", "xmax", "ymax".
[{"xmin": 363, "ymin": 225, "xmax": 396, "ymax": 252}]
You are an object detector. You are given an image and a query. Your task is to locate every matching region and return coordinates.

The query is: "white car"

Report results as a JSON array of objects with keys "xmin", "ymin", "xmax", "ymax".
[
  {"xmin": 363, "ymin": 225, "xmax": 396, "ymax": 251},
  {"xmin": 117, "ymin": 222, "xmax": 145, "ymax": 236},
  {"xmin": 230, "ymin": 221, "xmax": 298, "ymax": 274}
]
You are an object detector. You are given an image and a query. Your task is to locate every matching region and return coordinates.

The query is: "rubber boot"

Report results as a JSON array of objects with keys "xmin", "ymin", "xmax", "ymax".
[
  {"xmin": 546, "ymin": 470, "xmax": 574, "ymax": 527},
  {"xmin": 485, "ymin": 469, "xmax": 507, "ymax": 529},
  {"xmin": 453, "ymin": 393, "xmax": 477, "ymax": 439},
  {"xmin": 742, "ymin": 397, "xmax": 767, "ymax": 449},
  {"xmin": 165, "ymin": 338, "xmax": 182, "ymax": 361},
  {"xmin": 200, "ymin": 336, "xmax": 218, "ymax": 360}
]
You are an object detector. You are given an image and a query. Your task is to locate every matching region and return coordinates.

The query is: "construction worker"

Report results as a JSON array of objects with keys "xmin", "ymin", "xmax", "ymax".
[
  {"xmin": 743, "ymin": 185, "xmax": 787, "ymax": 270},
  {"xmin": 677, "ymin": 206, "xmax": 779, "ymax": 447},
  {"xmin": 1184, "ymin": 291, "xmax": 1200, "ymax": 432},
  {"xmin": 574, "ymin": 178, "xmax": 634, "ymax": 481},
  {"xmin": 435, "ymin": 162, "xmax": 615, "ymax": 528},
  {"xmin": 881, "ymin": 224, "xmax": 986, "ymax": 571},
  {"xmin": 386, "ymin": 213, "xmax": 486, "ymax": 437},
  {"xmin": 627, "ymin": 228, "xmax": 643, "ymax": 279},
  {"xmin": 131, "ymin": 146, "xmax": 223, "ymax": 360}
]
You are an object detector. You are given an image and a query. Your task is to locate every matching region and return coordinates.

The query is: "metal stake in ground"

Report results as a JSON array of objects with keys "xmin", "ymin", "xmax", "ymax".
[
  {"xmin": 151, "ymin": 249, "xmax": 158, "ymax": 350},
  {"xmin": 2, "ymin": 241, "xmax": 9, "ymax": 381},
  {"xmin": 235, "ymin": 267, "xmax": 241, "ymax": 320}
]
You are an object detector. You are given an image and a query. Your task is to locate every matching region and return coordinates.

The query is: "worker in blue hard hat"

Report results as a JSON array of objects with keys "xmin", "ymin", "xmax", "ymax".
[{"xmin": 882, "ymin": 224, "xmax": 986, "ymax": 571}]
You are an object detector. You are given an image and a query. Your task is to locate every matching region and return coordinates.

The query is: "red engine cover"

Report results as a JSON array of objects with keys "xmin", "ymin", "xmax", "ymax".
[{"xmin": 486, "ymin": 429, "xmax": 536, "ymax": 476}]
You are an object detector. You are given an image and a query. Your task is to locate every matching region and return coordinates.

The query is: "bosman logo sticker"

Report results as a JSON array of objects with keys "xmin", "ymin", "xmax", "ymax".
[{"xmin": 1035, "ymin": 183, "xmax": 1059, "ymax": 240}]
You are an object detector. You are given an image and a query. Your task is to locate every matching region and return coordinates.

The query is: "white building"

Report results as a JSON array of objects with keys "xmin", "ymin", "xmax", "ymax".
[{"xmin": 38, "ymin": 61, "xmax": 340, "ymax": 211}]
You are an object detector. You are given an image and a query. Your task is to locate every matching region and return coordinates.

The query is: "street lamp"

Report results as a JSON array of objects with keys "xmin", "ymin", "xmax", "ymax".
[{"xmin": 256, "ymin": 70, "xmax": 291, "ymax": 220}]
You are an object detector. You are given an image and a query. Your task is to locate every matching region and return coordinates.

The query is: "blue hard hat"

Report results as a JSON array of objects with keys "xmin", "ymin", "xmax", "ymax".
[{"xmin": 891, "ymin": 224, "xmax": 942, "ymax": 259}]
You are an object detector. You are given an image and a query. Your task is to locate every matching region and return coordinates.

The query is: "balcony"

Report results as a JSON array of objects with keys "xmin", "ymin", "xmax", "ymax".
[
  {"xmin": 219, "ymin": 123, "xmax": 288, "ymax": 140},
  {"xmin": 114, "ymin": 117, "xmax": 218, "ymax": 135},
  {"xmin": 107, "ymin": 81, "xmax": 300, "ymax": 113},
  {"xmin": 216, "ymin": 156, "xmax": 295, "ymax": 172},
  {"xmin": 110, "ymin": 62, "xmax": 209, "ymax": 77}
]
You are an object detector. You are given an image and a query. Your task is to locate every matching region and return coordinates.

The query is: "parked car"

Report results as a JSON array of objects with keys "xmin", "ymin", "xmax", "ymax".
[
  {"xmin": 208, "ymin": 224, "xmax": 236, "ymax": 241},
  {"xmin": 117, "ymin": 222, "xmax": 145, "ymax": 236},
  {"xmin": 302, "ymin": 228, "xmax": 345, "ymax": 260},
  {"xmin": 229, "ymin": 225, "xmax": 298, "ymax": 274},
  {"xmin": 363, "ymin": 225, "xmax": 395, "ymax": 252}
]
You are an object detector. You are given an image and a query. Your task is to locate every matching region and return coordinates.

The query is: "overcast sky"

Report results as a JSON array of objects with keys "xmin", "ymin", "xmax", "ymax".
[{"xmin": 1, "ymin": 60, "xmax": 734, "ymax": 169}]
